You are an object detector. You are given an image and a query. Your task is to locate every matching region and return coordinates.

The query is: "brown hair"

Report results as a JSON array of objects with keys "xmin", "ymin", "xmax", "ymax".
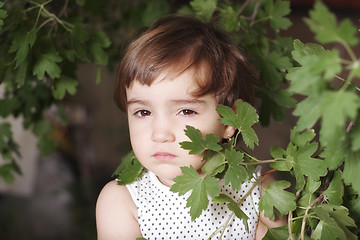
[{"xmin": 115, "ymin": 14, "xmax": 257, "ymax": 112}]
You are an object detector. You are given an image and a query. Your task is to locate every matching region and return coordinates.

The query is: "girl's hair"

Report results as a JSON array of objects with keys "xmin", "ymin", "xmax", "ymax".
[{"xmin": 115, "ymin": 14, "xmax": 257, "ymax": 112}]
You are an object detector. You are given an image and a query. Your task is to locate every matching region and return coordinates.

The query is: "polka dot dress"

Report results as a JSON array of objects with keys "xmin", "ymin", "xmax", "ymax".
[{"xmin": 125, "ymin": 171, "xmax": 261, "ymax": 240}]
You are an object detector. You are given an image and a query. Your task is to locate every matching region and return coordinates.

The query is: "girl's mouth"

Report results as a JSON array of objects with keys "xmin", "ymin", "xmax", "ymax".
[{"xmin": 153, "ymin": 152, "xmax": 176, "ymax": 161}]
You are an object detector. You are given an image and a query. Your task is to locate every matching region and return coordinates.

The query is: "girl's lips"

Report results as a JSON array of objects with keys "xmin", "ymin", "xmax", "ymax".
[{"xmin": 153, "ymin": 152, "xmax": 176, "ymax": 161}]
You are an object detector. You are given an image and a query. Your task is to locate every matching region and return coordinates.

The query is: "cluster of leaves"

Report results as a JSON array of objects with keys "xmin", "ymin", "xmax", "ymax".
[
  {"xmin": 115, "ymin": 0, "xmax": 360, "ymax": 239},
  {"xmin": 0, "ymin": 0, "xmax": 180, "ymax": 183},
  {"xmin": 0, "ymin": 0, "xmax": 114, "ymax": 182}
]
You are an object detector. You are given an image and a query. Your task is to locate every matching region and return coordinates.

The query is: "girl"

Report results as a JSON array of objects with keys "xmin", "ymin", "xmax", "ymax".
[{"xmin": 96, "ymin": 14, "xmax": 285, "ymax": 240}]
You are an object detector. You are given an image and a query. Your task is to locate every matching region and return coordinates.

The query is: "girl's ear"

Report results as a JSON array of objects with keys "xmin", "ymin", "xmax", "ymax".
[{"xmin": 222, "ymin": 125, "xmax": 236, "ymax": 140}]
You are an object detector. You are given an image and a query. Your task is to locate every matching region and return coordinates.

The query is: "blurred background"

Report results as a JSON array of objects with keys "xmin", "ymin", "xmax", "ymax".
[{"xmin": 0, "ymin": 0, "xmax": 359, "ymax": 239}]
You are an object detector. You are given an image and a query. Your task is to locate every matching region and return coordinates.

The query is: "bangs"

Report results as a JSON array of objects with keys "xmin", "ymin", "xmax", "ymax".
[{"xmin": 115, "ymin": 15, "xmax": 256, "ymax": 112}]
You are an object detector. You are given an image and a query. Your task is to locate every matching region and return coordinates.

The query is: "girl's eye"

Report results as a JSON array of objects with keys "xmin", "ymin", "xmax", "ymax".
[
  {"xmin": 134, "ymin": 110, "xmax": 152, "ymax": 117},
  {"xmin": 179, "ymin": 109, "xmax": 197, "ymax": 116}
]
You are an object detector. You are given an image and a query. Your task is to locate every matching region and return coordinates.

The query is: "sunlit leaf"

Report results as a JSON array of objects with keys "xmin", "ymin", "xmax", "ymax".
[{"xmin": 171, "ymin": 166, "xmax": 220, "ymax": 220}]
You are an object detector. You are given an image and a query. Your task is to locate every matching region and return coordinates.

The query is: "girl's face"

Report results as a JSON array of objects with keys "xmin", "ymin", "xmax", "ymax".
[{"xmin": 126, "ymin": 70, "xmax": 234, "ymax": 187}]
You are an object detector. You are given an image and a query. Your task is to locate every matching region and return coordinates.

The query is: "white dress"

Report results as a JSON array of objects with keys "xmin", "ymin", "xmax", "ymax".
[{"xmin": 124, "ymin": 170, "xmax": 261, "ymax": 240}]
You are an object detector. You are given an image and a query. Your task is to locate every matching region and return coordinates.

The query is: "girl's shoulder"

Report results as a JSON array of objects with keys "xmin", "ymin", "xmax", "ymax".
[{"xmin": 96, "ymin": 181, "xmax": 142, "ymax": 239}]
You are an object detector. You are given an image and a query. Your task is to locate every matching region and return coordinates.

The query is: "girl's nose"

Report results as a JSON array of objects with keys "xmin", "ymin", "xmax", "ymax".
[{"xmin": 151, "ymin": 118, "xmax": 176, "ymax": 143}]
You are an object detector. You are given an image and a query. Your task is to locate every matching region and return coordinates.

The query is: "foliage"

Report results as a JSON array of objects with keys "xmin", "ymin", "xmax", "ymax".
[{"xmin": 1, "ymin": 0, "xmax": 360, "ymax": 239}]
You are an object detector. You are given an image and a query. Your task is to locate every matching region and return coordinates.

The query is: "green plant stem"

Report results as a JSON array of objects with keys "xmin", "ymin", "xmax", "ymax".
[
  {"xmin": 300, "ymin": 194, "xmax": 325, "ymax": 240},
  {"xmin": 336, "ymin": 75, "xmax": 353, "ymax": 90},
  {"xmin": 240, "ymin": 159, "xmax": 277, "ymax": 166},
  {"xmin": 341, "ymin": 41, "xmax": 357, "ymax": 62},
  {"xmin": 28, "ymin": 0, "xmax": 73, "ymax": 32},
  {"xmin": 237, "ymin": 0, "xmax": 252, "ymax": 17},
  {"xmin": 219, "ymin": 177, "xmax": 262, "ymax": 239},
  {"xmin": 288, "ymin": 210, "xmax": 294, "ymax": 240}
]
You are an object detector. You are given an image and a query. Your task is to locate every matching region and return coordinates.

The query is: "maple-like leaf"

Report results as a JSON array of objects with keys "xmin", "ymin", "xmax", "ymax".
[
  {"xmin": 213, "ymin": 194, "xmax": 249, "ymax": 231},
  {"xmin": 263, "ymin": 0, "xmax": 292, "ymax": 31},
  {"xmin": 262, "ymin": 225, "xmax": 291, "ymax": 240},
  {"xmin": 9, "ymin": 28, "xmax": 37, "ymax": 67},
  {"xmin": 258, "ymin": 180, "xmax": 296, "ymax": 220},
  {"xmin": 190, "ymin": 0, "xmax": 217, "ymax": 21},
  {"xmin": 113, "ymin": 151, "xmax": 145, "ymax": 185},
  {"xmin": 304, "ymin": 1, "xmax": 358, "ymax": 45},
  {"xmin": 216, "ymin": 101, "xmax": 259, "ymax": 149},
  {"xmin": 349, "ymin": 122, "xmax": 360, "ymax": 151},
  {"xmin": 180, "ymin": 126, "xmax": 222, "ymax": 155},
  {"xmin": 323, "ymin": 170, "xmax": 344, "ymax": 205},
  {"xmin": 287, "ymin": 40, "xmax": 341, "ymax": 95},
  {"xmin": 170, "ymin": 166, "xmax": 220, "ymax": 220},
  {"xmin": 52, "ymin": 76, "xmax": 79, "ymax": 100},
  {"xmin": 201, "ymin": 150, "xmax": 226, "ymax": 177},
  {"xmin": 270, "ymin": 128, "xmax": 327, "ymax": 182},
  {"xmin": 342, "ymin": 151, "xmax": 360, "ymax": 196},
  {"xmin": 312, "ymin": 205, "xmax": 357, "ymax": 240},
  {"xmin": 0, "ymin": 2, "xmax": 7, "ymax": 31},
  {"xmin": 319, "ymin": 91, "xmax": 359, "ymax": 145},
  {"xmin": 0, "ymin": 123, "xmax": 12, "ymax": 151},
  {"xmin": 223, "ymin": 149, "xmax": 248, "ymax": 190},
  {"xmin": 33, "ymin": 52, "xmax": 63, "ymax": 79},
  {"xmin": 90, "ymin": 31, "xmax": 111, "ymax": 65}
]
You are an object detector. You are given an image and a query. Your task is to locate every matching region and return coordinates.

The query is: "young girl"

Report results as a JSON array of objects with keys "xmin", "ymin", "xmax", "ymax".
[{"xmin": 96, "ymin": 15, "xmax": 285, "ymax": 240}]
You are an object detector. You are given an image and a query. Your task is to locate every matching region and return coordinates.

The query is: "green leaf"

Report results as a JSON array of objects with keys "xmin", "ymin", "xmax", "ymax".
[
  {"xmin": 223, "ymin": 149, "xmax": 248, "ymax": 190},
  {"xmin": 269, "ymin": 146, "xmax": 292, "ymax": 171},
  {"xmin": 294, "ymin": 141, "xmax": 327, "ymax": 181},
  {"xmin": 320, "ymin": 91, "xmax": 359, "ymax": 146},
  {"xmin": 258, "ymin": 180, "xmax": 296, "ymax": 220},
  {"xmin": 263, "ymin": 0, "xmax": 292, "ymax": 31},
  {"xmin": 33, "ymin": 52, "xmax": 63, "ymax": 79},
  {"xmin": 201, "ymin": 150, "xmax": 226, "ymax": 176},
  {"xmin": 312, "ymin": 205, "xmax": 356, "ymax": 240},
  {"xmin": 288, "ymin": 41, "xmax": 341, "ymax": 94},
  {"xmin": 171, "ymin": 166, "xmax": 220, "ymax": 220},
  {"xmin": 9, "ymin": 28, "xmax": 37, "ymax": 67},
  {"xmin": 349, "ymin": 122, "xmax": 360, "ymax": 151},
  {"xmin": 304, "ymin": 2, "xmax": 358, "ymax": 45},
  {"xmin": 324, "ymin": 170, "xmax": 344, "ymax": 205},
  {"xmin": 180, "ymin": 126, "xmax": 222, "ymax": 155},
  {"xmin": 213, "ymin": 194, "xmax": 249, "ymax": 231},
  {"xmin": 37, "ymin": 136, "xmax": 57, "ymax": 156},
  {"xmin": 113, "ymin": 151, "xmax": 145, "ymax": 185},
  {"xmin": 0, "ymin": 123, "xmax": 12, "ymax": 148},
  {"xmin": 0, "ymin": 1, "xmax": 8, "ymax": 30},
  {"xmin": 217, "ymin": 101, "xmax": 259, "ymax": 149},
  {"xmin": 190, "ymin": 0, "xmax": 217, "ymax": 21},
  {"xmin": 141, "ymin": 0, "xmax": 170, "ymax": 26},
  {"xmin": 90, "ymin": 31, "xmax": 110, "ymax": 65},
  {"xmin": 32, "ymin": 120, "xmax": 52, "ymax": 137},
  {"xmin": 304, "ymin": 177, "xmax": 321, "ymax": 195},
  {"xmin": 258, "ymin": 51, "xmax": 292, "ymax": 89},
  {"xmin": 293, "ymin": 95, "xmax": 322, "ymax": 130},
  {"xmin": 0, "ymin": 163, "xmax": 16, "ymax": 184},
  {"xmin": 96, "ymin": 66, "xmax": 102, "ymax": 84},
  {"xmin": 342, "ymin": 150, "xmax": 360, "ymax": 195},
  {"xmin": 52, "ymin": 76, "xmax": 78, "ymax": 99},
  {"xmin": 262, "ymin": 225, "xmax": 291, "ymax": 240},
  {"xmin": 218, "ymin": 5, "xmax": 239, "ymax": 32},
  {"xmin": 320, "ymin": 127, "xmax": 346, "ymax": 170}
]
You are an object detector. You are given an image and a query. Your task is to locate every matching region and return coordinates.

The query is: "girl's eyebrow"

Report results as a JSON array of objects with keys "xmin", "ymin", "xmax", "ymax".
[
  {"xmin": 127, "ymin": 99, "xmax": 148, "ymax": 106},
  {"xmin": 170, "ymin": 99, "xmax": 206, "ymax": 105},
  {"xmin": 127, "ymin": 98, "xmax": 206, "ymax": 106}
]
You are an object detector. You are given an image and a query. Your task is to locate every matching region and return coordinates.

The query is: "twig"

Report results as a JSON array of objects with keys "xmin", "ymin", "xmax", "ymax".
[
  {"xmin": 300, "ymin": 194, "xmax": 325, "ymax": 240},
  {"xmin": 237, "ymin": 0, "xmax": 252, "ymax": 17},
  {"xmin": 59, "ymin": 0, "xmax": 69, "ymax": 18},
  {"xmin": 250, "ymin": 0, "xmax": 262, "ymax": 24},
  {"xmin": 288, "ymin": 210, "xmax": 294, "ymax": 240},
  {"xmin": 219, "ymin": 177, "xmax": 262, "ymax": 238}
]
